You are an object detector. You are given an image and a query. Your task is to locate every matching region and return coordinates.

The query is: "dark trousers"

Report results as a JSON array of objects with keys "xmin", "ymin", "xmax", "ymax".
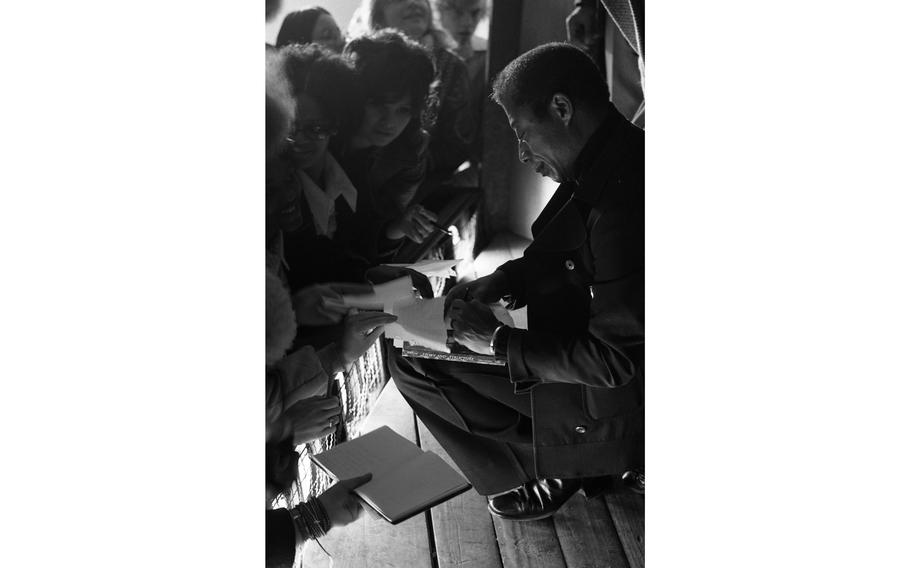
[{"xmin": 387, "ymin": 348, "xmax": 538, "ymax": 495}]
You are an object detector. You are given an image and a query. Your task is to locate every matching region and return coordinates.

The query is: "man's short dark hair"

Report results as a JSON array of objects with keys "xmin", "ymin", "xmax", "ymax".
[
  {"xmin": 280, "ymin": 43, "xmax": 364, "ymax": 140},
  {"xmin": 491, "ymin": 42, "xmax": 610, "ymax": 119}
]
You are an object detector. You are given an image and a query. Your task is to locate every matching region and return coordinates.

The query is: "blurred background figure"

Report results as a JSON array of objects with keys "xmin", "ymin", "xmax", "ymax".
[
  {"xmin": 351, "ymin": 0, "xmax": 474, "ymax": 178},
  {"xmin": 267, "ymin": 0, "xmax": 283, "ymax": 21},
  {"xmin": 434, "ymin": 0, "xmax": 486, "ymax": 86},
  {"xmin": 276, "ymin": 6, "xmax": 346, "ymax": 52},
  {"xmin": 433, "ymin": 0, "xmax": 487, "ymax": 167},
  {"xmin": 566, "ymin": 0, "xmax": 644, "ymax": 128}
]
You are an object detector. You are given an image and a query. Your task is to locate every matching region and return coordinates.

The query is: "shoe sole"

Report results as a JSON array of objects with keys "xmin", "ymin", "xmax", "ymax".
[{"xmin": 487, "ymin": 505, "xmax": 557, "ymax": 522}]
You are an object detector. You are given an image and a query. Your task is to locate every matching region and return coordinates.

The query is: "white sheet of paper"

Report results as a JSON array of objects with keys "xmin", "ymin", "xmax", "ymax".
[
  {"xmin": 385, "ymin": 297, "xmax": 449, "ymax": 352},
  {"xmin": 340, "ymin": 276, "xmax": 415, "ymax": 310},
  {"xmin": 508, "ymin": 306, "xmax": 529, "ymax": 330},
  {"xmin": 383, "ymin": 259, "xmax": 460, "ymax": 279}
]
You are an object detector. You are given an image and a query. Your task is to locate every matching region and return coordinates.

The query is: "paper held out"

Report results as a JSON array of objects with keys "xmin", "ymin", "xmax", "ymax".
[{"xmin": 330, "ymin": 261, "xmax": 525, "ymax": 355}]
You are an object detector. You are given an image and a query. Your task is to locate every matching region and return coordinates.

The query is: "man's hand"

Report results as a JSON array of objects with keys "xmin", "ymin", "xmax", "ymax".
[
  {"xmin": 282, "ymin": 396, "xmax": 342, "ymax": 445},
  {"xmin": 450, "ymin": 299, "xmax": 502, "ymax": 354},
  {"xmin": 566, "ymin": 1, "xmax": 601, "ymax": 50},
  {"xmin": 338, "ymin": 311, "xmax": 398, "ymax": 369},
  {"xmin": 292, "ymin": 283, "xmax": 373, "ymax": 327},
  {"xmin": 365, "ymin": 265, "xmax": 434, "ymax": 299},
  {"xmin": 444, "ymin": 270, "xmax": 509, "ymax": 319},
  {"xmin": 386, "ymin": 204, "xmax": 439, "ymax": 243},
  {"xmin": 317, "ymin": 473, "xmax": 373, "ymax": 528}
]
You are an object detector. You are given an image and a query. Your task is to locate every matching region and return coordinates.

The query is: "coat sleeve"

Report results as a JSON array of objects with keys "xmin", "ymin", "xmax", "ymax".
[
  {"xmin": 504, "ymin": 268, "xmax": 643, "ymax": 390},
  {"xmin": 495, "ymin": 257, "xmax": 530, "ymax": 310},
  {"xmin": 266, "ymin": 508, "xmax": 297, "ymax": 568},
  {"xmin": 504, "ymin": 199, "xmax": 644, "ymax": 390}
]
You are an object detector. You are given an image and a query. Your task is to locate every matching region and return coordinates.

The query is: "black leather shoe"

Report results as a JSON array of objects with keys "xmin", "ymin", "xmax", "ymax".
[{"xmin": 488, "ymin": 478, "xmax": 582, "ymax": 521}]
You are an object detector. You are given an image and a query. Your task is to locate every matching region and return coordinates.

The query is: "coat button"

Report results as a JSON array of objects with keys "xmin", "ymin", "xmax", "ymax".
[
  {"xmin": 565, "ymin": 259, "xmax": 575, "ymax": 270},
  {"xmin": 575, "ymin": 425, "xmax": 587, "ymax": 434}
]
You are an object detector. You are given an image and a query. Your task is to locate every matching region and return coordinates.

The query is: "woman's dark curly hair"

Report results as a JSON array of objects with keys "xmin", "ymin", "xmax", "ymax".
[
  {"xmin": 279, "ymin": 43, "xmax": 364, "ymax": 140},
  {"xmin": 343, "ymin": 29, "xmax": 437, "ymax": 119}
]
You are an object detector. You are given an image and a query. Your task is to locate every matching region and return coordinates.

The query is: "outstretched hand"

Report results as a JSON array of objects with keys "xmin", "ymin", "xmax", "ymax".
[
  {"xmin": 317, "ymin": 473, "xmax": 373, "ymax": 528},
  {"xmin": 292, "ymin": 283, "xmax": 374, "ymax": 327},
  {"xmin": 338, "ymin": 311, "xmax": 398, "ymax": 368}
]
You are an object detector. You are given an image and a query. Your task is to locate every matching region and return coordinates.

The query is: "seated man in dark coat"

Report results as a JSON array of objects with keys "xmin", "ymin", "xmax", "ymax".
[{"xmin": 388, "ymin": 42, "xmax": 644, "ymax": 520}]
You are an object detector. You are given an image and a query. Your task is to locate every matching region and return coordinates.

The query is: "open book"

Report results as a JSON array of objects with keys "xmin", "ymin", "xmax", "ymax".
[{"xmin": 310, "ymin": 426, "xmax": 471, "ymax": 524}]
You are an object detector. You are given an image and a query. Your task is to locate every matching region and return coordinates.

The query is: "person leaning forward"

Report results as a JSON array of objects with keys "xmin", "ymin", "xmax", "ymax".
[{"xmin": 387, "ymin": 42, "xmax": 644, "ymax": 521}]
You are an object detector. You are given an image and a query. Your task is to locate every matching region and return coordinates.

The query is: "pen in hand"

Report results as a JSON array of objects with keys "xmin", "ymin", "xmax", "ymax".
[{"xmin": 430, "ymin": 222, "xmax": 451, "ymax": 236}]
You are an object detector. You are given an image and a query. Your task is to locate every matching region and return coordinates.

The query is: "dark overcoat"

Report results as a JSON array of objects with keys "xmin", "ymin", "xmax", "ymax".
[{"xmin": 497, "ymin": 114, "xmax": 645, "ymax": 478}]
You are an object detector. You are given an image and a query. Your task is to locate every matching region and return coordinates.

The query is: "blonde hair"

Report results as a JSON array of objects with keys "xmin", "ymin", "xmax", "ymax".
[{"xmin": 349, "ymin": 0, "xmax": 456, "ymax": 50}]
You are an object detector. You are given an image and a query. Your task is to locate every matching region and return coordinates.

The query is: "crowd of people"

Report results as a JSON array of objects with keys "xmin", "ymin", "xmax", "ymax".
[
  {"xmin": 265, "ymin": 2, "xmax": 488, "ymax": 566},
  {"xmin": 265, "ymin": 1, "xmax": 644, "ymax": 566}
]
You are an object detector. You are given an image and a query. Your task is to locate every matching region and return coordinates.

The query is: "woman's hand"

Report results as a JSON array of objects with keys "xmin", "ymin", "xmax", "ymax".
[
  {"xmin": 386, "ymin": 204, "xmax": 439, "ymax": 243},
  {"xmin": 317, "ymin": 473, "xmax": 373, "ymax": 528},
  {"xmin": 292, "ymin": 283, "xmax": 374, "ymax": 327},
  {"xmin": 338, "ymin": 311, "xmax": 398, "ymax": 368},
  {"xmin": 282, "ymin": 396, "xmax": 342, "ymax": 445}
]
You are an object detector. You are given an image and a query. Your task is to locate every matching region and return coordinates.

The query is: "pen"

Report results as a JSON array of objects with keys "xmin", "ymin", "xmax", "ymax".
[{"xmin": 430, "ymin": 222, "xmax": 451, "ymax": 236}]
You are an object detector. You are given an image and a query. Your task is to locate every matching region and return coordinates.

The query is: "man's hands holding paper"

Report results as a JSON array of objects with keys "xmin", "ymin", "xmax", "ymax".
[
  {"xmin": 449, "ymin": 299, "xmax": 501, "ymax": 355},
  {"xmin": 444, "ymin": 270, "xmax": 509, "ymax": 315}
]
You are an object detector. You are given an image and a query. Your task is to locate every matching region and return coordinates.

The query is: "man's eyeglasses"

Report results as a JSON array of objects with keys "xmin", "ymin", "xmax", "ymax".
[{"xmin": 286, "ymin": 121, "xmax": 338, "ymax": 143}]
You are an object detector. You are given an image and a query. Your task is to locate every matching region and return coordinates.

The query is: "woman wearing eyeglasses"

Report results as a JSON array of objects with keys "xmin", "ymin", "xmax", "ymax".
[{"xmin": 268, "ymin": 43, "xmax": 395, "ymax": 291}]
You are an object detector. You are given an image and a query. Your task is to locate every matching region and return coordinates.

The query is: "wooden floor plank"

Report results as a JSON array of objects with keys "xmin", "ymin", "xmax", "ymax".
[
  {"xmin": 603, "ymin": 494, "xmax": 644, "ymax": 568},
  {"xmin": 416, "ymin": 417, "xmax": 503, "ymax": 568},
  {"xmin": 553, "ymin": 493, "xmax": 630, "ymax": 568},
  {"xmin": 302, "ymin": 382, "xmax": 432, "ymax": 568},
  {"xmin": 491, "ymin": 515, "xmax": 568, "ymax": 568}
]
